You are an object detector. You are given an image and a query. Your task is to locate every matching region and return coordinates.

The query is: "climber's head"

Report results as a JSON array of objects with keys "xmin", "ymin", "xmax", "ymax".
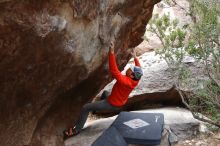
[{"xmin": 126, "ymin": 65, "xmax": 143, "ymax": 81}]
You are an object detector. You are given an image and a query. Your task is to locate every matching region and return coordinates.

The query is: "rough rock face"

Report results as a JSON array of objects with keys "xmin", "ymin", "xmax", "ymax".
[{"xmin": 0, "ymin": 0, "xmax": 160, "ymax": 146}]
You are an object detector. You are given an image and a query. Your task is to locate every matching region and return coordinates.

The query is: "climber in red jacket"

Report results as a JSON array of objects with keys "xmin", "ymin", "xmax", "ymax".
[{"xmin": 63, "ymin": 40, "xmax": 143, "ymax": 140}]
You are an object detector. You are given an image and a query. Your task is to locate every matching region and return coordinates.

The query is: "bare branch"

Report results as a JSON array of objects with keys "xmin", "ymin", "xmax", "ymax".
[
  {"xmin": 191, "ymin": 112, "xmax": 220, "ymax": 128},
  {"xmin": 212, "ymin": 39, "xmax": 220, "ymax": 46},
  {"xmin": 174, "ymin": 83, "xmax": 220, "ymax": 128},
  {"xmin": 204, "ymin": 61, "xmax": 220, "ymax": 88},
  {"xmin": 174, "ymin": 83, "xmax": 191, "ymax": 109},
  {"xmin": 171, "ymin": 0, "xmax": 189, "ymax": 14}
]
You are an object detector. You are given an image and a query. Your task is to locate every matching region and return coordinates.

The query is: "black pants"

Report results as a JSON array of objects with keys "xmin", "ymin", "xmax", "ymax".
[
  {"xmin": 100, "ymin": 90, "xmax": 110, "ymax": 100},
  {"xmin": 75, "ymin": 90, "xmax": 120, "ymax": 132}
]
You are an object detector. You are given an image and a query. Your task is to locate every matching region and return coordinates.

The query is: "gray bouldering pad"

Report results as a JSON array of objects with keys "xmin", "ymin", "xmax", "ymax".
[
  {"xmin": 112, "ymin": 112, "xmax": 164, "ymax": 145},
  {"xmin": 92, "ymin": 126, "xmax": 128, "ymax": 146}
]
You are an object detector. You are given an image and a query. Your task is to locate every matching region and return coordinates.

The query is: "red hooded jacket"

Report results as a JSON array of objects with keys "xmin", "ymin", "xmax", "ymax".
[{"xmin": 107, "ymin": 52, "xmax": 141, "ymax": 107}]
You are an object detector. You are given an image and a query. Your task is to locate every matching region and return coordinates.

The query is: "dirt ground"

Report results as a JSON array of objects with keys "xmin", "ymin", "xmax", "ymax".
[{"xmin": 173, "ymin": 132, "xmax": 220, "ymax": 146}]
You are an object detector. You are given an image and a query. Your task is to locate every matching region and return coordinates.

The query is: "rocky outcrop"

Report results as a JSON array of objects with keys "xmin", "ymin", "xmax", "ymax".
[{"xmin": 0, "ymin": 0, "xmax": 160, "ymax": 146}]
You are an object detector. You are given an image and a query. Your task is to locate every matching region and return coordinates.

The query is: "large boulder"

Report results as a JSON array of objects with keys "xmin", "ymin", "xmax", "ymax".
[{"xmin": 0, "ymin": 0, "xmax": 160, "ymax": 146}]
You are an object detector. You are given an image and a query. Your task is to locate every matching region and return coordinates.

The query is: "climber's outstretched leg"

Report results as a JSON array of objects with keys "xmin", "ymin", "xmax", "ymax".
[{"xmin": 63, "ymin": 99, "xmax": 120, "ymax": 140}]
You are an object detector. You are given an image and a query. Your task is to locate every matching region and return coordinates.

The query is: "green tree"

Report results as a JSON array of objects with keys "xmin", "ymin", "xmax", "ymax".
[{"xmin": 146, "ymin": 0, "xmax": 220, "ymax": 127}]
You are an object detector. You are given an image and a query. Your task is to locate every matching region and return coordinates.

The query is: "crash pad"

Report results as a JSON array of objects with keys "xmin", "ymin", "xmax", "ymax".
[
  {"xmin": 112, "ymin": 112, "xmax": 164, "ymax": 145},
  {"xmin": 92, "ymin": 126, "xmax": 128, "ymax": 146}
]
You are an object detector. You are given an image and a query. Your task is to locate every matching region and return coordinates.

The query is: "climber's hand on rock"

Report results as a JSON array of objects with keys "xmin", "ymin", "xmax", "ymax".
[
  {"xmin": 131, "ymin": 48, "xmax": 137, "ymax": 58},
  {"xmin": 109, "ymin": 40, "xmax": 115, "ymax": 53}
]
